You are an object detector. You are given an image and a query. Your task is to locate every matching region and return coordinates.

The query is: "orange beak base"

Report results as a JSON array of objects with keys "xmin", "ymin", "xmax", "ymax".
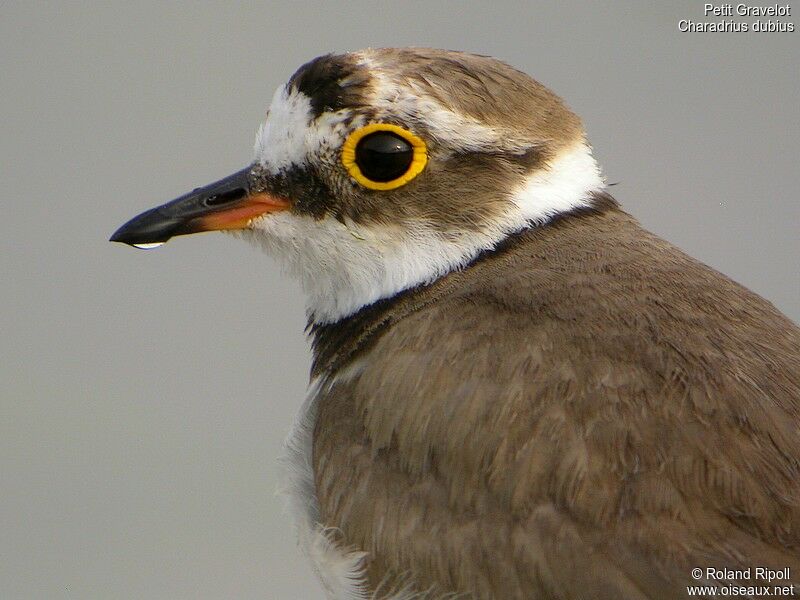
[
  {"xmin": 109, "ymin": 167, "xmax": 289, "ymax": 247},
  {"xmin": 193, "ymin": 192, "xmax": 290, "ymax": 232}
]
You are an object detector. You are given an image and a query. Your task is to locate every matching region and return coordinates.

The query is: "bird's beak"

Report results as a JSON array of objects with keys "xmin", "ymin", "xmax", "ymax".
[{"xmin": 109, "ymin": 166, "xmax": 289, "ymax": 248}]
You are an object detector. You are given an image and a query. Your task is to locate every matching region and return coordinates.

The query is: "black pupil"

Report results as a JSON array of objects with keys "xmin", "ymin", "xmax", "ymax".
[{"xmin": 355, "ymin": 132, "xmax": 414, "ymax": 183}]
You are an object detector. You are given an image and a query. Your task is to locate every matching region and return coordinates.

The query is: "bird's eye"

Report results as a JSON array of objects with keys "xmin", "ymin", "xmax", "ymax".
[
  {"xmin": 356, "ymin": 133, "xmax": 413, "ymax": 182},
  {"xmin": 341, "ymin": 124, "xmax": 428, "ymax": 190}
]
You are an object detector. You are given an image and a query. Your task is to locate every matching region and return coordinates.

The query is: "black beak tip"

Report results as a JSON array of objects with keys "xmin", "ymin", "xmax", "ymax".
[
  {"xmin": 108, "ymin": 228, "xmax": 128, "ymax": 244},
  {"xmin": 109, "ymin": 208, "xmax": 182, "ymax": 247},
  {"xmin": 110, "ymin": 166, "xmax": 253, "ymax": 248}
]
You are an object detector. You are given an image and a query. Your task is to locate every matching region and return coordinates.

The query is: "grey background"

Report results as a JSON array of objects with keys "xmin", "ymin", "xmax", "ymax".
[{"xmin": 1, "ymin": 2, "xmax": 798, "ymax": 598}]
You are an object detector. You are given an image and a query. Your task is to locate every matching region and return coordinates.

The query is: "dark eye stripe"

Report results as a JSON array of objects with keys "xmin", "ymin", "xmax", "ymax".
[{"xmin": 355, "ymin": 132, "xmax": 414, "ymax": 183}]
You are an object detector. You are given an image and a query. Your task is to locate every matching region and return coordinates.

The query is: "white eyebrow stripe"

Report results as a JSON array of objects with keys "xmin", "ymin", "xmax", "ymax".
[{"xmin": 356, "ymin": 53, "xmax": 533, "ymax": 155}]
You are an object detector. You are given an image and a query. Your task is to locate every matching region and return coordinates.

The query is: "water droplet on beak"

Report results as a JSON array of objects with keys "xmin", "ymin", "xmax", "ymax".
[{"xmin": 131, "ymin": 242, "xmax": 165, "ymax": 250}]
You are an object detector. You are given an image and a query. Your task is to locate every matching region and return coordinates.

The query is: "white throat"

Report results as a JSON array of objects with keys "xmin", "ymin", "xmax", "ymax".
[{"xmin": 238, "ymin": 142, "xmax": 604, "ymax": 324}]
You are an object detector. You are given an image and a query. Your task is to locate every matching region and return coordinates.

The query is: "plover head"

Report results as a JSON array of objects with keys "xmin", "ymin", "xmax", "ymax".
[{"xmin": 111, "ymin": 48, "xmax": 604, "ymax": 323}]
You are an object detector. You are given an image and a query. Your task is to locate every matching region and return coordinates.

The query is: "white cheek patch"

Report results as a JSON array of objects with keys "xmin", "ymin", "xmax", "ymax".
[{"xmin": 253, "ymin": 85, "xmax": 356, "ymax": 174}]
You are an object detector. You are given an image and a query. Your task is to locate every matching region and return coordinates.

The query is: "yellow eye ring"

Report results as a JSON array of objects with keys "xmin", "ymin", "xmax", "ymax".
[{"xmin": 341, "ymin": 123, "xmax": 428, "ymax": 190}]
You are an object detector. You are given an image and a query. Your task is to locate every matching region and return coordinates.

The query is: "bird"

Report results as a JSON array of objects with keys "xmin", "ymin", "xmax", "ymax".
[{"xmin": 111, "ymin": 48, "xmax": 800, "ymax": 599}]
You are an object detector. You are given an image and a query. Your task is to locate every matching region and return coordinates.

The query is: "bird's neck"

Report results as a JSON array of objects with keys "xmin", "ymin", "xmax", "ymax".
[{"xmin": 308, "ymin": 190, "xmax": 620, "ymax": 379}]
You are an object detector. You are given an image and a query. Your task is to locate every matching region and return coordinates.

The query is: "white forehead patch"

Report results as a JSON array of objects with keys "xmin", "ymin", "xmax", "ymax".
[
  {"xmin": 253, "ymin": 86, "xmax": 313, "ymax": 172},
  {"xmin": 253, "ymin": 85, "xmax": 355, "ymax": 174}
]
